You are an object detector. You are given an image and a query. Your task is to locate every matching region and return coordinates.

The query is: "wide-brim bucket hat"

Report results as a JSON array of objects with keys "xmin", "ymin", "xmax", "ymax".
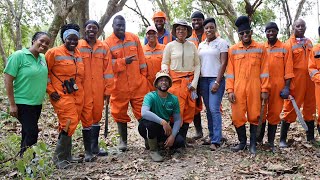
[
  {"xmin": 153, "ymin": 72, "xmax": 172, "ymax": 88},
  {"xmin": 172, "ymin": 21, "xmax": 192, "ymax": 38}
]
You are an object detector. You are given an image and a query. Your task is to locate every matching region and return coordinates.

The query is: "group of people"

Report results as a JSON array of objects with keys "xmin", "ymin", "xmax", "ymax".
[{"xmin": 4, "ymin": 9, "xmax": 320, "ymax": 167}]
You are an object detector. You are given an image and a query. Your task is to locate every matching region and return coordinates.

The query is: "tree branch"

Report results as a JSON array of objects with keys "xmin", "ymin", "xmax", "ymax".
[
  {"xmin": 125, "ymin": 0, "xmax": 150, "ymax": 28},
  {"xmin": 294, "ymin": 0, "xmax": 306, "ymax": 22}
]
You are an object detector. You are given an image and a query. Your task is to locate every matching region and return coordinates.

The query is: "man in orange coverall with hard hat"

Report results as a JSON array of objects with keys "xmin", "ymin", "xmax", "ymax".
[
  {"xmin": 144, "ymin": 11, "xmax": 175, "ymax": 45},
  {"xmin": 226, "ymin": 16, "xmax": 269, "ymax": 155},
  {"xmin": 280, "ymin": 19, "xmax": 316, "ymax": 148},
  {"xmin": 104, "ymin": 15, "xmax": 148, "ymax": 151},
  {"xmin": 78, "ymin": 20, "xmax": 109, "ymax": 156},
  {"xmin": 143, "ymin": 26, "xmax": 165, "ymax": 91},
  {"xmin": 256, "ymin": 22, "xmax": 294, "ymax": 152},
  {"xmin": 308, "ymin": 26, "xmax": 320, "ymax": 138}
]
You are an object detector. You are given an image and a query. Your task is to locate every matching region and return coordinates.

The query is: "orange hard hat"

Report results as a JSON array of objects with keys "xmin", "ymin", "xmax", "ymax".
[{"xmin": 152, "ymin": 11, "xmax": 167, "ymax": 21}]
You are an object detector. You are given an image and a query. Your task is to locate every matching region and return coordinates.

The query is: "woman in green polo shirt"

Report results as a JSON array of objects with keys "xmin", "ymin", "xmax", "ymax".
[{"xmin": 4, "ymin": 31, "xmax": 51, "ymax": 157}]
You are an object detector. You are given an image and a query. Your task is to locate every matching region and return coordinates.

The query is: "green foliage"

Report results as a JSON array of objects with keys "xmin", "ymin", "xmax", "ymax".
[
  {"xmin": 0, "ymin": 134, "xmax": 54, "ymax": 179},
  {"xmin": 170, "ymin": 0, "xmax": 194, "ymax": 22}
]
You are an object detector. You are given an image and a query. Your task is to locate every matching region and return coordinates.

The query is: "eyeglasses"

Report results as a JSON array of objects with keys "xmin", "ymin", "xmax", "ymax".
[
  {"xmin": 238, "ymin": 30, "xmax": 251, "ymax": 35},
  {"xmin": 176, "ymin": 27, "xmax": 187, "ymax": 31}
]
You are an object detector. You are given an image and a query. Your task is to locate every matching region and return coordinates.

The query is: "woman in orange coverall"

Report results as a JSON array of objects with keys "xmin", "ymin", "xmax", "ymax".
[
  {"xmin": 46, "ymin": 24, "xmax": 87, "ymax": 169},
  {"xmin": 143, "ymin": 26, "xmax": 165, "ymax": 91}
]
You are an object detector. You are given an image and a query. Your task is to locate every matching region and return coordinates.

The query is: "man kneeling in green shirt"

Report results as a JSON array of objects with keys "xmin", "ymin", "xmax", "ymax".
[{"xmin": 138, "ymin": 72, "xmax": 185, "ymax": 162}]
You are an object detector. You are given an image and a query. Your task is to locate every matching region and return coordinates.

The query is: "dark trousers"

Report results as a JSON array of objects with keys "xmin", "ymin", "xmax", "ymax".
[
  {"xmin": 138, "ymin": 119, "xmax": 188, "ymax": 149},
  {"xmin": 17, "ymin": 104, "xmax": 42, "ymax": 156}
]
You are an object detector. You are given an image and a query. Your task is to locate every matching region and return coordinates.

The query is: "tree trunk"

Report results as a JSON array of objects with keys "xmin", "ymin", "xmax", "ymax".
[
  {"xmin": 47, "ymin": 0, "xmax": 79, "ymax": 47},
  {"xmin": 97, "ymin": 0, "xmax": 128, "ymax": 38},
  {"xmin": 67, "ymin": 0, "xmax": 89, "ymax": 38},
  {"xmin": 6, "ymin": 0, "xmax": 24, "ymax": 50},
  {"xmin": 294, "ymin": 0, "xmax": 307, "ymax": 22},
  {"xmin": 0, "ymin": 32, "xmax": 7, "ymax": 69}
]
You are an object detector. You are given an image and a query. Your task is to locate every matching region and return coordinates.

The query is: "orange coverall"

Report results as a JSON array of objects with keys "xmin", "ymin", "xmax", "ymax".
[
  {"xmin": 308, "ymin": 44, "xmax": 320, "ymax": 126},
  {"xmin": 283, "ymin": 35, "xmax": 315, "ymax": 123},
  {"xmin": 46, "ymin": 45, "xmax": 85, "ymax": 136},
  {"xmin": 226, "ymin": 40, "xmax": 269, "ymax": 128},
  {"xmin": 143, "ymin": 43, "xmax": 165, "ymax": 91},
  {"xmin": 104, "ymin": 32, "xmax": 148, "ymax": 123},
  {"xmin": 169, "ymin": 71, "xmax": 196, "ymax": 124},
  {"xmin": 187, "ymin": 30, "xmax": 206, "ymax": 48},
  {"xmin": 263, "ymin": 40, "xmax": 294, "ymax": 125},
  {"xmin": 78, "ymin": 39, "xmax": 109, "ymax": 126}
]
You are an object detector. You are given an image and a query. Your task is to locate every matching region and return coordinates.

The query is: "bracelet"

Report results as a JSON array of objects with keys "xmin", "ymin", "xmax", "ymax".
[{"xmin": 214, "ymin": 81, "xmax": 220, "ymax": 86}]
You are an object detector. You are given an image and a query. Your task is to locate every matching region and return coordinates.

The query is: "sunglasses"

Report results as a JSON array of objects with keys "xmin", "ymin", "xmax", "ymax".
[{"xmin": 238, "ymin": 30, "xmax": 251, "ymax": 35}]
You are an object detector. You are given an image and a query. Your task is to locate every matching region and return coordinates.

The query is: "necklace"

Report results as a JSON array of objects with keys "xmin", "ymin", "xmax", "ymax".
[{"xmin": 157, "ymin": 94, "xmax": 168, "ymax": 107}]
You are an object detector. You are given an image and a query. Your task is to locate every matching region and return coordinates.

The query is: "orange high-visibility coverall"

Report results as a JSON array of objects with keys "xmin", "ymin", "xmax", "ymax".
[
  {"xmin": 308, "ymin": 44, "xmax": 320, "ymax": 126},
  {"xmin": 78, "ymin": 39, "xmax": 109, "ymax": 126},
  {"xmin": 283, "ymin": 35, "xmax": 315, "ymax": 123},
  {"xmin": 46, "ymin": 45, "xmax": 85, "ymax": 136},
  {"xmin": 104, "ymin": 32, "xmax": 148, "ymax": 123},
  {"xmin": 187, "ymin": 30, "xmax": 206, "ymax": 48},
  {"xmin": 143, "ymin": 43, "xmax": 165, "ymax": 91},
  {"xmin": 226, "ymin": 40, "xmax": 269, "ymax": 128},
  {"xmin": 263, "ymin": 40, "xmax": 294, "ymax": 125}
]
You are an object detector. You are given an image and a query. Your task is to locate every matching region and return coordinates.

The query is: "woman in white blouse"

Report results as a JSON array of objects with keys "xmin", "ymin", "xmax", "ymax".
[{"xmin": 198, "ymin": 18, "xmax": 229, "ymax": 151}]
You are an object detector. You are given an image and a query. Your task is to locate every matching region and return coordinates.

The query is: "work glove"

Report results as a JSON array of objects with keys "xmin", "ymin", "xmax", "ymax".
[
  {"xmin": 188, "ymin": 83, "xmax": 198, "ymax": 100},
  {"xmin": 280, "ymin": 86, "xmax": 290, "ymax": 99}
]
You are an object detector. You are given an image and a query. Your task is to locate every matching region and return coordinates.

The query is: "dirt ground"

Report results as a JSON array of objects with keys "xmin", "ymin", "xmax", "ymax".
[{"xmin": 1, "ymin": 91, "xmax": 320, "ymax": 179}]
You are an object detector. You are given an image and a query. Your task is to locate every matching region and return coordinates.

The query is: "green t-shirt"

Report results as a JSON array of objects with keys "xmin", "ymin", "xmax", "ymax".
[
  {"xmin": 4, "ymin": 48, "xmax": 48, "ymax": 105},
  {"xmin": 142, "ymin": 91, "xmax": 180, "ymax": 122}
]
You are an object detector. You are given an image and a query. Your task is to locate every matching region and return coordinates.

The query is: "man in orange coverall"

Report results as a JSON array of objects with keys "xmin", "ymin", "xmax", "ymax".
[
  {"xmin": 187, "ymin": 11, "xmax": 207, "ymax": 140},
  {"xmin": 143, "ymin": 26, "xmax": 165, "ymax": 91},
  {"xmin": 308, "ymin": 26, "xmax": 320, "ymax": 138},
  {"xmin": 104, "ymin": 15, "xmax": 148, "ymax": 151},
  {"xmin": 256, "ymin": 22, "xmax": 294, "ymax": 152},
  {"xmin": 280, "ymin": 19, "xmax": 316, "ymax": 148},
  {"xmin": 226, "ymin": 16, "xmax": 269, "ymax": 154},
  {"xmin": 78, "ymin": 20, "xmax": 108, "ymax": 156},
  {"xmin": 46, "ymin": 24, "xmax": 86, "ymax": 168},
  {"xmin": 144, "ymin": 11, "xmax": 175, "ymax": 45}
]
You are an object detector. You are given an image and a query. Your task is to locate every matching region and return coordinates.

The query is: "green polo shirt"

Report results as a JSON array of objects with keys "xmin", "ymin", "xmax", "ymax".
[
  {"xmin": 4, "ymin": 48, "xmax": 48, "ymax": 105},
  {"xmin": 142, "ymin": 91, "xmax": 180, "ymax": 122}
]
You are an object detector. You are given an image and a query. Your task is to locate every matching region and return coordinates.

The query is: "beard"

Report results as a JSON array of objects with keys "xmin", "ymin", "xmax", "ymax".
[{"xmin": 157, "ymin": 85, "xmax": 169, "ymax": 92}]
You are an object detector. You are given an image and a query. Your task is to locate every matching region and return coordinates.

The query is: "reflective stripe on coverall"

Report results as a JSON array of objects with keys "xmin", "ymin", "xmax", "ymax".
[
  {"xmin": 104, "ymin": 32, "xmax": 148, "ymax": 123},
  {"xmin": 283, "ymin": 35, "xmax": 315, "ymax": 123},
  {"xmin": 308, "ymin": 44, "xmax": 320, "ymax": 125},
  {"xmin": 263, "ymin": 40, "xmax": 294, "ymax": 125},
  {"xmin": 78, "ymin": 39, "xmax": 109, "ymax": 125},
  {"xmin": 226, "ymin": 40, "xmax": 269, "ymax": 128},
  {"xmin": 143, "ymin": 43, "xmax": 165, "ymax": 91},
  {"xmin": 46, "ymin": 45, "xmax": 85, "ymax": 136}
]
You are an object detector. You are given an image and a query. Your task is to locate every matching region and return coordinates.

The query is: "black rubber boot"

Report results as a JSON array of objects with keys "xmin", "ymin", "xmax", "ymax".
[
  {"xmin": 318, "ymin": 125, "xmax": 320, "ymax": 136},
  {"xmin": 66, "ymin": 136, "xmax": 82, "ymax": 163},
  {"xmin": 53, "ymin": 132, "xmax": 71, "ymax": 169},
  {"xmin": 117, "ymin": 122, "xmax": 128, "ymax": 151},
  {"xmin": 256, "ymin": 122, "xmax": 266, "ymax": 143},
  {"xmin": 91, "ymin": 125, "xmax": 108, "ymax": 156},
  {"xmin": 192, "ymin": 113, "xmax": 203, "ymax": 140},
  {"xmin": 267, "ymin": 124, "xmax": 277, "ymax": 153},
  {"xmin": 306, "ymin": 121, "xmax": 315, "ymax": 143},
  {"xmin": 249, "ymin": 124, "xmax": 257, "ymax": 154},
  {"xmin": 279, "ymin": 120, "xmax": 290, "ymax": 148},
  {"xmin": 82, "ymin": 129, "xmax": 95, "ymax": 162},
  {"xmin": 231, "ymin": 125, "xmax": 247, "ymax": 152}
]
